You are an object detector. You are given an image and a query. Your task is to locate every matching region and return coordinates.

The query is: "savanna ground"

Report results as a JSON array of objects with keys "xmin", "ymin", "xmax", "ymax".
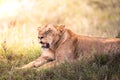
[{"xmin": 0, "ymin": 0, "xmax": 120, "ymax": 80}]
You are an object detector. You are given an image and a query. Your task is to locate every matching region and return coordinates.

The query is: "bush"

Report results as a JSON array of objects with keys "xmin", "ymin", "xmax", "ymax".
[{"xmin": 116, "ymin": 32, "xmax": 120, "ymax": 38}]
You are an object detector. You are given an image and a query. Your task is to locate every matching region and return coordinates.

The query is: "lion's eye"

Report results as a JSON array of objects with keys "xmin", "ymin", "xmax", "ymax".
[
  {"xmin": 45, "ymin": 29, "xmax": 52, "ymax": 34},
  {"xmin": 46, "ymin": 31, "xmax": 49, "ymax": 34}
]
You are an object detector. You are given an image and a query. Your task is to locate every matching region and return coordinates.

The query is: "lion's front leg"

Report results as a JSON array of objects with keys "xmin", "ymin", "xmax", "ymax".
[
  {"xmin": 19, "ymin": 56, "xmax": 48, "ymax": 69},
  {"xmin": 33, "ymin": 56, "xmax": 48, "ymax": 67},
  {"xmin": 20, "ymin": 61, "xmax": 36, "ymax": 69},
  {"xmin": 37, "ymin": 60, "xmax": 61, "ymax": 70}
]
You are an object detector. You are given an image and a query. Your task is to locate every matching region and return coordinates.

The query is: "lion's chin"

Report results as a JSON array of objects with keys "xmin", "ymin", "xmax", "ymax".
[{"xmin": 41, "ymin": 43, "xmax": 50, "ymax": 48}]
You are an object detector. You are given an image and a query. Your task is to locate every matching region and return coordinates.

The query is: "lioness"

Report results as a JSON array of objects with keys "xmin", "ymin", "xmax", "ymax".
[{"xmin": 20, "ymin": 24, "xmax": 120, "ymax": 69}]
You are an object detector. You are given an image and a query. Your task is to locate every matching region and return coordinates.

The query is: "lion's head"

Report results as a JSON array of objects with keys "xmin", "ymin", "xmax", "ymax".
[{"xmin": 38, "ymin": 24, "xmax": 65, "ymax": 49}]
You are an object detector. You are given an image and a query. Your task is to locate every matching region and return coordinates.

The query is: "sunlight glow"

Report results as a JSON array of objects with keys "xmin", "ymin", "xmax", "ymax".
[
  {"xmin": 0, "ymin": 0, "xmax": 34, "ymax": 18},
  {"xmin": 0, "ymin": 0, "xmax": 36, "ymax": 46},
  {"xmin": 0, "ymin": 1, "xmax": 20, "ymax": 17}
]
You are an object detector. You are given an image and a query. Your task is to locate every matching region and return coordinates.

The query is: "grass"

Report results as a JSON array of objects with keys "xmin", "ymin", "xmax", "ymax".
[
  {"xmin": 0, "ymin": 35, "xmax": 120, "ymax": 80},
  {"xmin": 0, "ymin": 45, "xmax": 120, "ymax": 80},
  {"xmin": 0, "ymin": 35, "xmax": 119, "ymax": 80}
]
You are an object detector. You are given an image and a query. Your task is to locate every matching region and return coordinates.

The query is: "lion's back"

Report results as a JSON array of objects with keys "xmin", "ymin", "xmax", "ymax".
[{"xmin": 74, "ymin": 34, "xmax": 120, "ymax": 56}]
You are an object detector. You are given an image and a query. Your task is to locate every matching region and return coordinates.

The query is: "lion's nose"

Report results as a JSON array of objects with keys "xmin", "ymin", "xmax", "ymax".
[
  {"xmin": 38, "ymin": 36, "xmax": 44, "ymax": 39},
  {"xmin": 40, "ymin": 37, "xmax": 44, "ymax": 39},
  {"xmin": 40, "ymin": 41, "xmax": 43, "ymax": 44}
]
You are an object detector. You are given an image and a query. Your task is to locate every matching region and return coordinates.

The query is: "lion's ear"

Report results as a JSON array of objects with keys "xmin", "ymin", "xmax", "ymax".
[
  {"xmin": 59, "ymin": 25, "xmax": 65, "ymax": 28},
  {"xmin": 57, "ymin": 25, "xmax": 65, "ymax": 32}
]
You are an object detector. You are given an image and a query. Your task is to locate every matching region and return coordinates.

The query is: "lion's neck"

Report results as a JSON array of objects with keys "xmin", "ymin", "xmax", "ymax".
[
  {"xmin": 60, "ymin": 29, "xmax": 70, "ymax": 42},
  {"xmin": 52, "ymin": 29, "xmax": 71, "ymax": 50}
]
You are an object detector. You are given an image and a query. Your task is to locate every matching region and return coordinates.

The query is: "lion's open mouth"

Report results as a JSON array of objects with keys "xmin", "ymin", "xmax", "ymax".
[{"xmin": 40, "ymin": 42, "xmax": 50, "ymax": 48}]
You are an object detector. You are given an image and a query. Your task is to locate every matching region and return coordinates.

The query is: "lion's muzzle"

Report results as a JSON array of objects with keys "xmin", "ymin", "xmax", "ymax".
[{"xmin": 40, "ymin": 42, "xmax": 50, "ymax": 48}]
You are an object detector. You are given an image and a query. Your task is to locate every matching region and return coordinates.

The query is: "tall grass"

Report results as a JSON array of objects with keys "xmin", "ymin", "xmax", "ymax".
[
  {"xmin": 0, "ymin": 0, "xmax": 120, "ymax": 47},
  {"xmin": 0, "ymin": 51, "xmax": 119, "ymax": 80}
]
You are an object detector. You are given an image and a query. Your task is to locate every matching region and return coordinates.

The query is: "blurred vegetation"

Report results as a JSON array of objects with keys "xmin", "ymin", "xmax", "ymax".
[
  {"xmin": 0, "ymin": 0, "xmax": 120, "ymax": 80},
  {"xmin": 116, "ymin": 32, "xmax": 120, "ymax": 38},
  {"xmin": 0, "ymin": 0, "xmax": 120, "ymax": 47}
]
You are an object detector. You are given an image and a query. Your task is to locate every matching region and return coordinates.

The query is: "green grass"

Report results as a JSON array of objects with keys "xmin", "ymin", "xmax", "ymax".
[
  {"xmin": 0, "ymin": 44, "xmax": 41, "ymax": 80},
  {"xmin": 0, "ymin": 45, "xmax": 119, "ymax": 80},
  {"xmin": 116, "ymin": 32, "xmax": 120, "ymax": 38}
]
